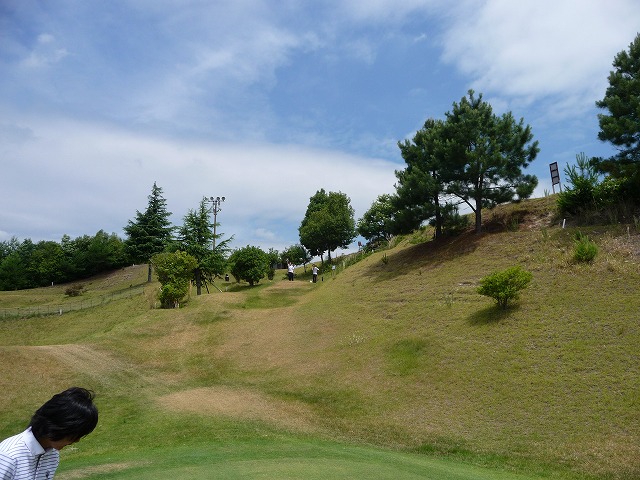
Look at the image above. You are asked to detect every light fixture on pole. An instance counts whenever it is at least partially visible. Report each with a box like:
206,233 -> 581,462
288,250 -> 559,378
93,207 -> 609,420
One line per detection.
208,196 -> 225,249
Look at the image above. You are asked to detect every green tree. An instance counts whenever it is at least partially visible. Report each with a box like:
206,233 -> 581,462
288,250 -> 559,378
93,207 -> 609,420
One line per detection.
443,90 -> 539,232
176,197 -> 229,295
0,238 -> 25,290
299,189 -> 356,262
0,252 -> 27,290
85,230 -> 127,276
0,237 -> 19,263
395,119 -> 450,238
151,250 -> 197,308
389,119 -> 468,238
177,198 -> 214,295
280,244 -> 312,271
62,234 -> 92,279
124,182 -> 174,282
0,239 -> 38,290
595,33 -> 640,191
357,194 -> 397,245
30,241 -> 66,286
266,248 -> 279,280
228,245 -> 269,286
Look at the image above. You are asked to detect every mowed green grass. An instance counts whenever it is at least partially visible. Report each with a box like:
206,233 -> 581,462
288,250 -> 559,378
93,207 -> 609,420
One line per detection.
58,440 -> 542,480
0,197 -> 639,479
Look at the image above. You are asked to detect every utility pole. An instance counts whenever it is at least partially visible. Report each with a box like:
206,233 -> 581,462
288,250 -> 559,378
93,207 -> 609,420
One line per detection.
207,196 -> 225,249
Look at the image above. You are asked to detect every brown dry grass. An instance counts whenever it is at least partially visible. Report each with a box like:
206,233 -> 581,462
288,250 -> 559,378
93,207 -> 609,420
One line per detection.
157,386 -> 325,434
2,197 -> 639,479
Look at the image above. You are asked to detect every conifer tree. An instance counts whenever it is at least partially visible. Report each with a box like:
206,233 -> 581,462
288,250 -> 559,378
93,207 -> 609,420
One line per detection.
124,182 -> 173,282
595,33 -> 640,196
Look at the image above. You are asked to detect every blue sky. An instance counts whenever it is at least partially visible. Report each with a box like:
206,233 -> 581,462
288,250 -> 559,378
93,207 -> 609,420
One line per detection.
1,0 -> 639,254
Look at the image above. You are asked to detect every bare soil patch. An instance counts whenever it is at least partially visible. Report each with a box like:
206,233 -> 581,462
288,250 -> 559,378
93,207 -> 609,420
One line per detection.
157,386 -> 323,434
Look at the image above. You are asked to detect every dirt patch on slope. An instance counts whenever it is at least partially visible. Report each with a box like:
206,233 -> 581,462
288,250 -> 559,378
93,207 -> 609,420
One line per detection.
157,386 -> 323,434
22,345 -> 323,436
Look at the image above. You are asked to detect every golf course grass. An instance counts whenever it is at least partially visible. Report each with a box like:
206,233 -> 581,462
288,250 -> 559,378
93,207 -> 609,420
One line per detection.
1,196 -> 638,479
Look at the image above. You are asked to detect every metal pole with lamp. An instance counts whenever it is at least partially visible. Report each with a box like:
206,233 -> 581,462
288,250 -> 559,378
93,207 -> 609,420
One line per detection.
207,196 -> 225,249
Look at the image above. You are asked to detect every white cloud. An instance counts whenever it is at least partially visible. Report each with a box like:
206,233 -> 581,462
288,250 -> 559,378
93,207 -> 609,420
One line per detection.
2,0 -> 635,252
440,0 -> 640,112
0,115 -> 397,251
21,33 -> 69,68
120,9 -> 314,132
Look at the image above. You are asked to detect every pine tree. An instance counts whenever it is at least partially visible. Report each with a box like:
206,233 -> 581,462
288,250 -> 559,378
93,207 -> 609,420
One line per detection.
595,33 -> 640,192
124,182 -> 173,282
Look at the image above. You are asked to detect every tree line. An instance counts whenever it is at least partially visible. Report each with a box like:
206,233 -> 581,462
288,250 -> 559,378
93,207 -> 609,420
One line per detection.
0,231 -> 127,291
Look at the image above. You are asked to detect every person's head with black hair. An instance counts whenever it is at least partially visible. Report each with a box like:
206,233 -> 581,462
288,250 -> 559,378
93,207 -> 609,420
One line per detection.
29,387 -> 98,449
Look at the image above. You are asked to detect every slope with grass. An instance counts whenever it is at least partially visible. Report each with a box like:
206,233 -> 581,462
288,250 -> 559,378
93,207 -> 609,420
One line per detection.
0,197 -> 638,479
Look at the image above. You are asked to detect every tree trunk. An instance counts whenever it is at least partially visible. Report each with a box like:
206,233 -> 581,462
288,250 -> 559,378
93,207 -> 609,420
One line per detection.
474,176 -> 483,233
475,196 -> 483,233
433,192 -> 442,239
195,268 -> 202,295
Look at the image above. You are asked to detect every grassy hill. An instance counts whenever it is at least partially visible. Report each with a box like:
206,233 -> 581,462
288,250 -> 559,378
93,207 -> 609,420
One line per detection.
0,196 -> 638,479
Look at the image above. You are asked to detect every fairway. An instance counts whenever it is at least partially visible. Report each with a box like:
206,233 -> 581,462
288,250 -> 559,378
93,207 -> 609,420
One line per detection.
58,440 -> 538,480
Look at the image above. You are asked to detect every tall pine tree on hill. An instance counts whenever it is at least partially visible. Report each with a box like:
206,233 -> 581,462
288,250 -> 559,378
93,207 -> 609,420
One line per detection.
595,33 -> 640,199
124,182 -> 173,282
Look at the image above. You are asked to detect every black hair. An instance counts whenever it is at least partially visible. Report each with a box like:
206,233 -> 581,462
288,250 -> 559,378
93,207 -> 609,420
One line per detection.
29,387 -> 98,442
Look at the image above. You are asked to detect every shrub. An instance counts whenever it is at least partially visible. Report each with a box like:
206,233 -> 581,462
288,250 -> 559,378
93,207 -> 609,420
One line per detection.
228,245 -> 269,286
158,282 -> 190,308
557,153 -> 600,215
477,266 -> 532,310
64,284 -> 84,297
573,232 -> 598,263
151,251 -> 197,308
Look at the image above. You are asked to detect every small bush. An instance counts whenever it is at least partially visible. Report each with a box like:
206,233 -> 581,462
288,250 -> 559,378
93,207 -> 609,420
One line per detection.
477,266 -> 532,310
573,232 -> 598,263
159,282 -> 189,308
65,284 -> 84,297
152,251 -> 197,308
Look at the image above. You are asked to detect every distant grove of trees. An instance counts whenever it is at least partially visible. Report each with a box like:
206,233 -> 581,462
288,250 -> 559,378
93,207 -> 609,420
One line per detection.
0,231 -> 127,290
3,33 -> 639,295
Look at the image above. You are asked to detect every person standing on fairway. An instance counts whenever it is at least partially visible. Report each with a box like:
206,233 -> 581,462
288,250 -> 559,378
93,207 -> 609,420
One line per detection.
312,264 -> 319,283
0,387 -> 99,480
287,262 -> 295,281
